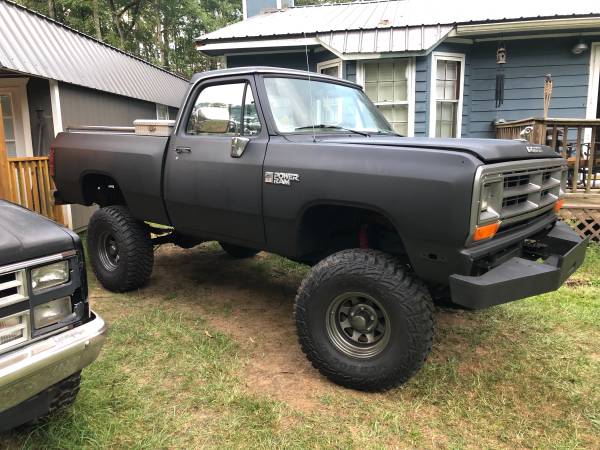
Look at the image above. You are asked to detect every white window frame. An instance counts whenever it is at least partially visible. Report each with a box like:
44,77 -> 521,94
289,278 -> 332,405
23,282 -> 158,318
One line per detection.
586,42 -> 600,120
156,104 -> 170,120
357,58 -> 416,137
0,78 -> 33,157
317,58 -> 342,78
429,52 -> 466,138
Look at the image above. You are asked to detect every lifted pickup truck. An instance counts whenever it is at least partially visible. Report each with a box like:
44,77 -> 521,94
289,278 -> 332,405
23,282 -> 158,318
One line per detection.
52,67 -> 587,391
0,201 -> 106,431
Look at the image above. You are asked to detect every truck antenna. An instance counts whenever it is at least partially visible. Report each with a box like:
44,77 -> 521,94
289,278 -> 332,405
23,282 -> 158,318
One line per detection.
303,31 -> 317,143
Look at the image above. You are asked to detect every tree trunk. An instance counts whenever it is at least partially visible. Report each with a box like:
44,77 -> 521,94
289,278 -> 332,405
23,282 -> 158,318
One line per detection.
93,0 -> 102,41
47,0 -> 55,19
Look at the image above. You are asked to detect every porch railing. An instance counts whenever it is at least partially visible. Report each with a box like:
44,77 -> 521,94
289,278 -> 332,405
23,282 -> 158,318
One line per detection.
495,118 -> 600,194
4,156 -> 67,227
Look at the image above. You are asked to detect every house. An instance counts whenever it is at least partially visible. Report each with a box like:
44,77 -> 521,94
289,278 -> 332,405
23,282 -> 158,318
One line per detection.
197,0 -> 600,140
0,0 -> 188,229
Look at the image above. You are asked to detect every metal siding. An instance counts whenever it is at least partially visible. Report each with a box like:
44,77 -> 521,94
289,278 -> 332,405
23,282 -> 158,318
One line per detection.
201,0 -> 600,42
468,38 -> 590,138
0,1 -> 187,108
227,53 -> 317,72
58,83 -> 157,129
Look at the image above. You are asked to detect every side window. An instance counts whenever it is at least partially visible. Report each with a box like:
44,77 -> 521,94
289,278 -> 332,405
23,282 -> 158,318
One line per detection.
186,82 -> 261,136
242,87 -> 261,136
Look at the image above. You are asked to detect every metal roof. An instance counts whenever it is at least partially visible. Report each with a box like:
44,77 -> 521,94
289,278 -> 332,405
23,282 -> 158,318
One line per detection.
198,0 -> 600,56
0,0 -> 188,107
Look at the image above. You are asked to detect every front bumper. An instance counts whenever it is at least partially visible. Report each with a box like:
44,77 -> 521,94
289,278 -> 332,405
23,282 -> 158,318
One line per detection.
0,311 -> 106,413
449,222 -> 588,309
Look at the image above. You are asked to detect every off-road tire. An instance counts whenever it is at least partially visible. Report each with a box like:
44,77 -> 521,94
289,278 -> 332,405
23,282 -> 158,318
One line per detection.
294,249 -> 434,391
88,206 -> 153,292
219,242 -> 259,259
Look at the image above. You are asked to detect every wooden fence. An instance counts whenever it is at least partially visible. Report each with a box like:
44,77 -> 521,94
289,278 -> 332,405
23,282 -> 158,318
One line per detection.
4,157 -> 67,226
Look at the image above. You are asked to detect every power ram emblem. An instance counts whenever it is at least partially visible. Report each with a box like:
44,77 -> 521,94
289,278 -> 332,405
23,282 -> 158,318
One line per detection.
264,171 -> 300,186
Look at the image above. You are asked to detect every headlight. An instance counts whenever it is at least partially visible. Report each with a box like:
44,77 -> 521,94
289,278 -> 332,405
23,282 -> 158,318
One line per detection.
479,180 -> 502,223
34,297 -> 72,329
31,261 -> 69,293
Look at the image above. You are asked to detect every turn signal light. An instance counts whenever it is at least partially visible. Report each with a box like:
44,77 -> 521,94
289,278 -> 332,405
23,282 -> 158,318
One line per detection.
554,199 -> 565,212
474,222 -> 500,241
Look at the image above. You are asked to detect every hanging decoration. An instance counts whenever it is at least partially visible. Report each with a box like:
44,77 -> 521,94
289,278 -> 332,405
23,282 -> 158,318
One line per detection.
495,41 -> 507,108
543,74 -> 553,119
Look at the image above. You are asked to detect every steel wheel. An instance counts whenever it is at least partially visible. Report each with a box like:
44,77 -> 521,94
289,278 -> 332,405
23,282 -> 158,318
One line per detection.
325,291 -> 391,359
98,232 -> 119,271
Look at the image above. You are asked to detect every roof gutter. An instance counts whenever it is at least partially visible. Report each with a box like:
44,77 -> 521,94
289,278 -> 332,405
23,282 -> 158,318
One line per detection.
455,16 -> 600,36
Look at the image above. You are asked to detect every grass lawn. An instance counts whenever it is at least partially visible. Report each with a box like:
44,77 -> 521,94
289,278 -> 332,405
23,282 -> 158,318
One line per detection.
1,241 -> 599,449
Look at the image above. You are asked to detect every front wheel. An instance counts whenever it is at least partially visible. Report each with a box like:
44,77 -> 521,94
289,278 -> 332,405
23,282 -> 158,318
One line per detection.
294,249 -> 434,391
88,206 -> 153,292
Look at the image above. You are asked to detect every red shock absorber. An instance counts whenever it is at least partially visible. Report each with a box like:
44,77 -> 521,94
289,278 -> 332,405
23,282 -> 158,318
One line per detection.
358,224 -> 370,249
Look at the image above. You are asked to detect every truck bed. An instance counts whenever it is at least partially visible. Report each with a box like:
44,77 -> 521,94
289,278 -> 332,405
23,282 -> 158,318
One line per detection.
52,130 -> 171,225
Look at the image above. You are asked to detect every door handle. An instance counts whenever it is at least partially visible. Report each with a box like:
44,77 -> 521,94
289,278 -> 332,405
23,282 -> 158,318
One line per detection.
175,147 -> 191,154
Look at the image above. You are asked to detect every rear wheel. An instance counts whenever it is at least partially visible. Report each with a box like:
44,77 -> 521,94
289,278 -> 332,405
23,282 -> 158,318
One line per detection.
88,206 -> 153,292
294,249 -> 434,391
219,242 -> 259,259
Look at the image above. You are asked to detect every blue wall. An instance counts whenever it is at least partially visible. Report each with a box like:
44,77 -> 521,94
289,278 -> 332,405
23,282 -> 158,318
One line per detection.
468,37 -> 590,138
225,36 -> 593,138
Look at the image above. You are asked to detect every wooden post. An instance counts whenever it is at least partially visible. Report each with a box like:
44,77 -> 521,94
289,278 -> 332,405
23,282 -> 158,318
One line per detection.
0,101 -> 13,201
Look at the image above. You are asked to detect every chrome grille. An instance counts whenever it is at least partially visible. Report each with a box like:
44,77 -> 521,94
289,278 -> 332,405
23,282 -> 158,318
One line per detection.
0,270 -> 27,308
0,311 -> 30,352
470,158 -> 568,242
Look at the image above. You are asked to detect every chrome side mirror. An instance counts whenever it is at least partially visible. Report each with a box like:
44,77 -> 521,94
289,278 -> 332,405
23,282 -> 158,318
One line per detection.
231,136 -> 250,158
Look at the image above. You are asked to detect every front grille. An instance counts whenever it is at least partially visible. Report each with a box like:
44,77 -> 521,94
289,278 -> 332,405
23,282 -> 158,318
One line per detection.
498,164 -> 565,221
471,158 -> 567,241
0,311 -> 30,352
0,270 -> 27,308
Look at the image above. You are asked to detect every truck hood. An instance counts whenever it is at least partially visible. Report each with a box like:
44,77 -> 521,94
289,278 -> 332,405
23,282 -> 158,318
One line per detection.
0,201 -> 75,267
316,136 -> 560,163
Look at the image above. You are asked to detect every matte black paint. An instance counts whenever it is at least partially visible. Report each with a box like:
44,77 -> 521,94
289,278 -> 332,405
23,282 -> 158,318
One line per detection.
51,67 -> 573,290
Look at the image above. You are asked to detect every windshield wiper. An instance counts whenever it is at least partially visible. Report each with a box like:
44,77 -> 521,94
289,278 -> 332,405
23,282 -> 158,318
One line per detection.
295,124 -> 371,137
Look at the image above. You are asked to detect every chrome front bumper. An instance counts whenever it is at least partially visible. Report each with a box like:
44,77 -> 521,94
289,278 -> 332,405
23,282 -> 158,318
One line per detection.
0,311 -> 107,412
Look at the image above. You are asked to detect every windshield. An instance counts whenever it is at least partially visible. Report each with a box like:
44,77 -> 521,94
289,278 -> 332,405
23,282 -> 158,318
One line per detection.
263,77 -> 396,135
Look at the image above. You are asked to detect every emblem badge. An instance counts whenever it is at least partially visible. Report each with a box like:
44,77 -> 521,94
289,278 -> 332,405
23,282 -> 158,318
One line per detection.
264,171 -> 300,186
525,145 -> 543,153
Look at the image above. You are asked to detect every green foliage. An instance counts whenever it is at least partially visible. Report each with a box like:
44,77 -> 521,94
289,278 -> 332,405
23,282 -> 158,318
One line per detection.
13,0 -> 242,78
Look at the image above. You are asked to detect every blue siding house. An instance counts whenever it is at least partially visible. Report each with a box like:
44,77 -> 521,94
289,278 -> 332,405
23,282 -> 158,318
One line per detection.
196,0 -> 600,140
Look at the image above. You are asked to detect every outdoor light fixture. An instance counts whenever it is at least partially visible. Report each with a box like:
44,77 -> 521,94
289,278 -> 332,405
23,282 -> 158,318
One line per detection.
572,39 -> 589,55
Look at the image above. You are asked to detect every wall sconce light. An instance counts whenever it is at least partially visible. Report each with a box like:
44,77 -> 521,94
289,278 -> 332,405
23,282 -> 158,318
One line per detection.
572,38 -> 589,55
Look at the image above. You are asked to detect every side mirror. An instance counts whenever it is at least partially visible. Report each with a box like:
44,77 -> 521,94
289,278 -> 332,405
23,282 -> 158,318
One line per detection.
231,136 -> 250,158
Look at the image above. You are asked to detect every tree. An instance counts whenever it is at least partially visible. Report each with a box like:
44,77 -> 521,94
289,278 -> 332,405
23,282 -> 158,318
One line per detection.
13,0 -> 243,77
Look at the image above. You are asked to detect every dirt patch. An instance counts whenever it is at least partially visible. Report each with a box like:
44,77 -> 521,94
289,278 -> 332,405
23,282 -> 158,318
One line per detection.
92,244 -> 481,413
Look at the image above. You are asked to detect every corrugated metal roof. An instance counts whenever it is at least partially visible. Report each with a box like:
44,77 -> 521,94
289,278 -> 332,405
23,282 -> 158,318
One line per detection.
0,0 -> 188,107
199,0 -> 600,50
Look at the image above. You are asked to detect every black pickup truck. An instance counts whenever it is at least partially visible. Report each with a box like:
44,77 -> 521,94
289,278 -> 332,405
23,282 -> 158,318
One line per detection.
51,67 -> 587,391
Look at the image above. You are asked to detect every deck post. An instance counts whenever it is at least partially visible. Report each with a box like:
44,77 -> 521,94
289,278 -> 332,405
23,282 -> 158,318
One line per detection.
0,102 -> 12,201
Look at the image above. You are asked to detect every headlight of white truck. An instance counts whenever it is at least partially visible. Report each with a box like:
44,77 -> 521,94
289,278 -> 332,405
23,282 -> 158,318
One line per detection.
33,297 -> 72,329
31,261 -> 69,293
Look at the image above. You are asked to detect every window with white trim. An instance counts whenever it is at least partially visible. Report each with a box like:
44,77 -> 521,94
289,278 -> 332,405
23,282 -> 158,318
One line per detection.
156,104 -> 170,120
362,59 -> 414,136
430,53 -> 465,138
317,59 -> 342,78
1,94 -> 17,156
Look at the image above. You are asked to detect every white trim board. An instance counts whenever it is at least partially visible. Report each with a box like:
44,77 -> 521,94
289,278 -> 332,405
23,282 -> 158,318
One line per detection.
586,42 -> 600,120
428,51 -> 466,138
356,58 -> 416,137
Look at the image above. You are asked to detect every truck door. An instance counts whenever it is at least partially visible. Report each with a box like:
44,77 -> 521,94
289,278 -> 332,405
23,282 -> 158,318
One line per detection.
163,76 -> 267,246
